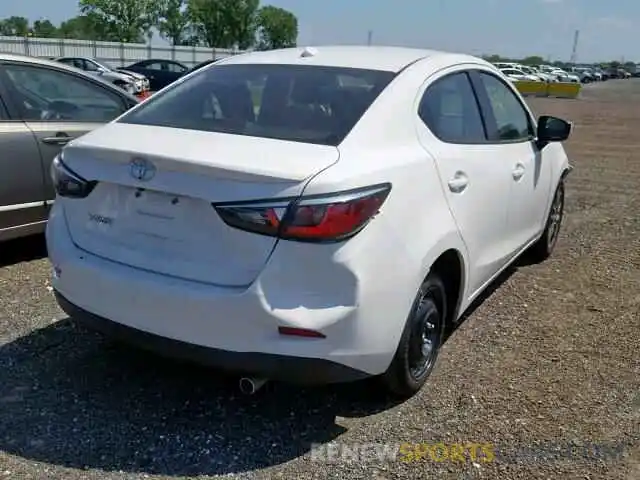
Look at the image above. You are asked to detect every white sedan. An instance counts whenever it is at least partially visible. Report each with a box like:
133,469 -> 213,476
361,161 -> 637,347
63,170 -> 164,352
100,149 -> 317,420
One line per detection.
46,45 -> 573,398
550,69 -> 580,83
499,67 -> 542,82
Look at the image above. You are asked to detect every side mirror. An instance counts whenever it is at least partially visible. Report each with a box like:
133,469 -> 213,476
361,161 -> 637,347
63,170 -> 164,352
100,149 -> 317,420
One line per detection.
96,67 -> 106,74
536,115 -> 571,149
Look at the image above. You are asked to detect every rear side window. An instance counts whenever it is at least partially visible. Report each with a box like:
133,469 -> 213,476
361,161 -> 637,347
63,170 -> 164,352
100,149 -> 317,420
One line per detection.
118,64 -> 395,146
418,72 -> 486,143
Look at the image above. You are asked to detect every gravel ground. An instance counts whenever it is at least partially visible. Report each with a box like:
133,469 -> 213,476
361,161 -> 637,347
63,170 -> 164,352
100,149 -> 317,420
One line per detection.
1,80 -> 639,480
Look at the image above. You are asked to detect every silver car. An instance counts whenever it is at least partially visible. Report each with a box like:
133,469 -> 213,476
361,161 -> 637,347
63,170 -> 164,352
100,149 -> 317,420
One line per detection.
0,53 -> 139,241
55,57 -> 149,94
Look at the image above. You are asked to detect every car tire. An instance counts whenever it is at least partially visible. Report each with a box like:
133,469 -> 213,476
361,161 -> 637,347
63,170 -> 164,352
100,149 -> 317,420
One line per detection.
527,178 -> 565,263
382,273 -> 447,398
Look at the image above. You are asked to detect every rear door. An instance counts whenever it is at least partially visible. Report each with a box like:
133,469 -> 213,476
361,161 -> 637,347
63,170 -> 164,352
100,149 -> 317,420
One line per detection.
415,68 -> 514,296
0,62 -> 132,209
0,85 -> 46,235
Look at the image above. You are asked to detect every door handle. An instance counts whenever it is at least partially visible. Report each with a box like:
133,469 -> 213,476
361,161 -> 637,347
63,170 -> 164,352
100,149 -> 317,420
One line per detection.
512,163 -> 525,180
41,133 -> 73,145
448,172 -> 469,193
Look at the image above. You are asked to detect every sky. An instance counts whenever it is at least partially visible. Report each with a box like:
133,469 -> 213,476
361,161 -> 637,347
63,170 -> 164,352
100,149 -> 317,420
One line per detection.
3,0 -> 638,63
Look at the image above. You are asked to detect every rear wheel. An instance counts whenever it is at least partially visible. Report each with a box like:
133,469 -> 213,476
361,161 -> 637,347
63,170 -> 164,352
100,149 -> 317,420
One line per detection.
382,274 -> 447,398
527,178 -> 565,262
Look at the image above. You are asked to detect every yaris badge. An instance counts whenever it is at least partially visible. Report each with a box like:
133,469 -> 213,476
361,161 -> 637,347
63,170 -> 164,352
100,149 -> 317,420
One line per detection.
129,157 -> 156,181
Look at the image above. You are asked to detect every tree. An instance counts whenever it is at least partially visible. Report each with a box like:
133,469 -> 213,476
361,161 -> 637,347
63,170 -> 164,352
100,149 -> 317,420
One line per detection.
59,14 -> 114,40
158,0 -> 189,45
31,19 -> 58,38
520,56 -> 545,66
187,0 -> 259,49
0,16 -> 30,36
79,0 -> 161,43
227,0 -> 259,50
256,6 -> 297,50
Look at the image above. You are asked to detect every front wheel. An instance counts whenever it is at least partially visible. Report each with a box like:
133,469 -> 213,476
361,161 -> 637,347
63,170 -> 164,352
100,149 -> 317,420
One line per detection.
527,178 -> 565,262
382,274 -> 447,398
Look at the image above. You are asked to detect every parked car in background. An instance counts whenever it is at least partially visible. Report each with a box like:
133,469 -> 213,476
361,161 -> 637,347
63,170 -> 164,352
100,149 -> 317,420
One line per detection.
47,45 -> 572,398
115,67 -> 152,88
121,59 -> 189,91
605,67 -> 623,79
570,67 -> 594,83
0,53 -> 139,242
493,62 -> 520,70
186,58 -> 221,75
499,67 -> 542,82
519,65 -> 553,82
55,57 -> 149,94
535,65 -> 579,82
549,69 -> 580,83
619,69 -> 631,79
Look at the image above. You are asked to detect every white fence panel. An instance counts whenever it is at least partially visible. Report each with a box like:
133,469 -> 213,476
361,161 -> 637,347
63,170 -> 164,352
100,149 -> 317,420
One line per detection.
0,35 -> 243,67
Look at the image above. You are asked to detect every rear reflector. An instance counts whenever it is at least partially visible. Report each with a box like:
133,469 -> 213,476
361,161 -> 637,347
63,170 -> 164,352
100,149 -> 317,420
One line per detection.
278,327 -> 326,338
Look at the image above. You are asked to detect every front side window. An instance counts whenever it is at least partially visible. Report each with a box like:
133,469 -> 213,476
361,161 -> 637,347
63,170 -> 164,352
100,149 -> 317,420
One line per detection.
2,64 -> 126,122
418,72 -> 486,143
477,72 -> 533,142
166,62 -> 187,73
144,62 -> 163,71
59,58 -> 83,70
84,60 -> 100,71
118,64 -> 396,146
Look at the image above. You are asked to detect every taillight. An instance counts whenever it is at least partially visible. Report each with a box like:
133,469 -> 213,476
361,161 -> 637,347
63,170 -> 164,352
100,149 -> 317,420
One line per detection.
214,183 -> 391,242
278,327 -> 326,338
50,155 -> 97,199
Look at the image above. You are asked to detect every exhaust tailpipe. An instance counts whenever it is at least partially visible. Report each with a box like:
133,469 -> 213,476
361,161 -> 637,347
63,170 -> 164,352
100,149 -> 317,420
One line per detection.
239,377 -> 268,395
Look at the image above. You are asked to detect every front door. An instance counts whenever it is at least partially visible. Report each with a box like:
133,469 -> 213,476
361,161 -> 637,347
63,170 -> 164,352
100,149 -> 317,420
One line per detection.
471,71 -> 552,250
415,69 -> 514,296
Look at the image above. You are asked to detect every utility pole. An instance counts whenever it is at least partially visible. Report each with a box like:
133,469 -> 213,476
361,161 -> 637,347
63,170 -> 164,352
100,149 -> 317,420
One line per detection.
569,29 -> 579,65
367,30 -> 373,46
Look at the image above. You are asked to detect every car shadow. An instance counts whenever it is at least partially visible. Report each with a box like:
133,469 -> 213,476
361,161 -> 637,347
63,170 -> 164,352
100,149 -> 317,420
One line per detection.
444,250 -> 539,341
0,318 -> 406,477
0,234 -> 47,267
0,249 -> 536,477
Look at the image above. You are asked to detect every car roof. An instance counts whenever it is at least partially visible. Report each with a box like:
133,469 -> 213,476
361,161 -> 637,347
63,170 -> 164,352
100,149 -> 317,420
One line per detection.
0,52 -> 83,69
55,56 -> 99,62
217,45 -> 483,73
0,52 -> 139,101
136,58 -> 185,63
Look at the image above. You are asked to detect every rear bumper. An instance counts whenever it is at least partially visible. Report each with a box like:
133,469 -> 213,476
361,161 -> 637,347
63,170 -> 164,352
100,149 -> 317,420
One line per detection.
55,290 -> 368,384
46,201 -> 418,382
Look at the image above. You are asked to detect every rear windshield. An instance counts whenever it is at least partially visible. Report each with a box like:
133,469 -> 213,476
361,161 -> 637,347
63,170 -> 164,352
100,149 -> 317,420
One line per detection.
118,63 -> 395,146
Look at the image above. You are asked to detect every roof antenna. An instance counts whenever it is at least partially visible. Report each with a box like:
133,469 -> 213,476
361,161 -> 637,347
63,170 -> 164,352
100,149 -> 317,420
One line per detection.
300,46 -> 318,58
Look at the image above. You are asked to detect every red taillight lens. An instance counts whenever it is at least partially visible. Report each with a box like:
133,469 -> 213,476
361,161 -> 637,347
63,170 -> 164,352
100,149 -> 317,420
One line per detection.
214,184 -> 391,242
278,327 -> 326,338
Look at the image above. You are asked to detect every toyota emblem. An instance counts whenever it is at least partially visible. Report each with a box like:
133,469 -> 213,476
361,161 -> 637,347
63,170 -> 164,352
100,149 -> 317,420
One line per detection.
129,157 -> 156,181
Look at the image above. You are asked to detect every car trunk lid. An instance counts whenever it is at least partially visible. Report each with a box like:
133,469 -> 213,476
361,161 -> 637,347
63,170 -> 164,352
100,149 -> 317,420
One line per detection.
60,123 -> 339,286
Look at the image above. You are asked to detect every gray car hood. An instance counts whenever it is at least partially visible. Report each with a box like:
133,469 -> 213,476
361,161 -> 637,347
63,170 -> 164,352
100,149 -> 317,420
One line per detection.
116,69 -> 147,80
